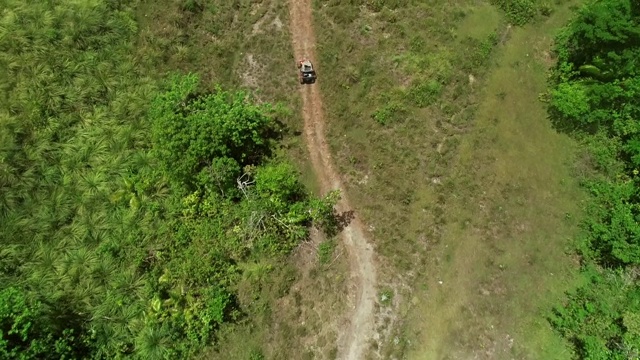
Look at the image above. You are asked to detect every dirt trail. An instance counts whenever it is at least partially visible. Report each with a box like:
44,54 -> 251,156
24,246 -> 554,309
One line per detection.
287,1 -> 378,359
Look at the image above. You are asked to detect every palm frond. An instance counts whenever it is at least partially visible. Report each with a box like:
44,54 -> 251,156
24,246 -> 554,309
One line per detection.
134,324 -> 172,360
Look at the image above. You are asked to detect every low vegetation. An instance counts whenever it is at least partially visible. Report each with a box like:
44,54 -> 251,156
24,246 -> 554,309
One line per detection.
547,0 -> 640,357
0,0 -> 336,358
490,0 -> 546,25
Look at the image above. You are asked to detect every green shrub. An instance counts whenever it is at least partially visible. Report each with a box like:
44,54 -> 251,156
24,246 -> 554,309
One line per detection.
182,0 -> 204,13
249,348 -> 265,360
379,288 -> 393,306
547,0 -> 640,357
539,2 -> 553,16
372,101 -> 406,125
150,74 -> 275,194
550,269 -> 640,359
0,287 -> 92,359
490,0 -> 539,25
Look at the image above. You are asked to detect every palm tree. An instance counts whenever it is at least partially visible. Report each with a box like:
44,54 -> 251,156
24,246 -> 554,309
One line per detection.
134,324 -> 172,360
59,247 -> 98,287
0,243 -> 22,280
24,243 -> 61,305
91,258 -> 115,289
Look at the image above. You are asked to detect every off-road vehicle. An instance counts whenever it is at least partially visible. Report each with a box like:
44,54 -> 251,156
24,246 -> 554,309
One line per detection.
297,59 -> 317,84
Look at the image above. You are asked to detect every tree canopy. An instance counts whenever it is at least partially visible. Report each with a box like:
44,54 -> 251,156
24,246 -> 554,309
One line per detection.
548,1 -> 640,358
150,74 -> 276,193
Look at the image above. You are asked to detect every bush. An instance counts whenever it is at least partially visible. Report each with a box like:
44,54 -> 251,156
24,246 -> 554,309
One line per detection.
150,74 -> 275,193
539,2 -> 553,16
0,287 -> 92,359
491,0 -> 539,25
372,101 -> 406,125
547,1 -> 640,357
550,269 -> 640,359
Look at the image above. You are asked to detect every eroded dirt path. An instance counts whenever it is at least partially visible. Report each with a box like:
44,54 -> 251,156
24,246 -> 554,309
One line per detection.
287,1 -> 378,359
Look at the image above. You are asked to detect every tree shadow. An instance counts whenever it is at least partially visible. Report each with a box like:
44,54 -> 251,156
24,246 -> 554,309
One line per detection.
547,105 -> 602,137
337,210 -> 355,231
267,118 -> 288,142
325,210 -> 355,238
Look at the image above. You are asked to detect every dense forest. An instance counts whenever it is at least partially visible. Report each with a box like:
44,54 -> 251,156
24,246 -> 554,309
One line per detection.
547,0 -> 640,358
0,0 -> 336,358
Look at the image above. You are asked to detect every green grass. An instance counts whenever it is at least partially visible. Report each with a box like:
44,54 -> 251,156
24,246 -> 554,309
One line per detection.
314,0 -> 501,270
313,0 -> 587,358
318,240 -> 336,264
456,3 -> 503,40
403,3 -> 586,359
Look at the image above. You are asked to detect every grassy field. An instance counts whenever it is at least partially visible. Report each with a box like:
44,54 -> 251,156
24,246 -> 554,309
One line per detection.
400,3 -> 588,359
313,0 -> 506,276
312,0 -> 587,359
132,0 -> 587,358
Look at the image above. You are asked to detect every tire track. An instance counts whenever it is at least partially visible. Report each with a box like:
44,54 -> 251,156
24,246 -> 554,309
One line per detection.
287,1 -> 378,359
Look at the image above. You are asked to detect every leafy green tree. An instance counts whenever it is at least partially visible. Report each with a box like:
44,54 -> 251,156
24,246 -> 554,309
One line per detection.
548,1 -> 640,358
0,287 -> 92,359
150,74 -> 275,193
549,82 -> 590,128
554,0 -> 640,76
551,270 -> 640,360
580,179 -> 640,266
550,0 -> 640,267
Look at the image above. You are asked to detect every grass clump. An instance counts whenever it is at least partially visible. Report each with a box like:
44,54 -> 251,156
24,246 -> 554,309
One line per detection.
318,240 -> 336,264
408,80 -> 443,108
372,101 -> 406,125
379,289 -> 394,306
